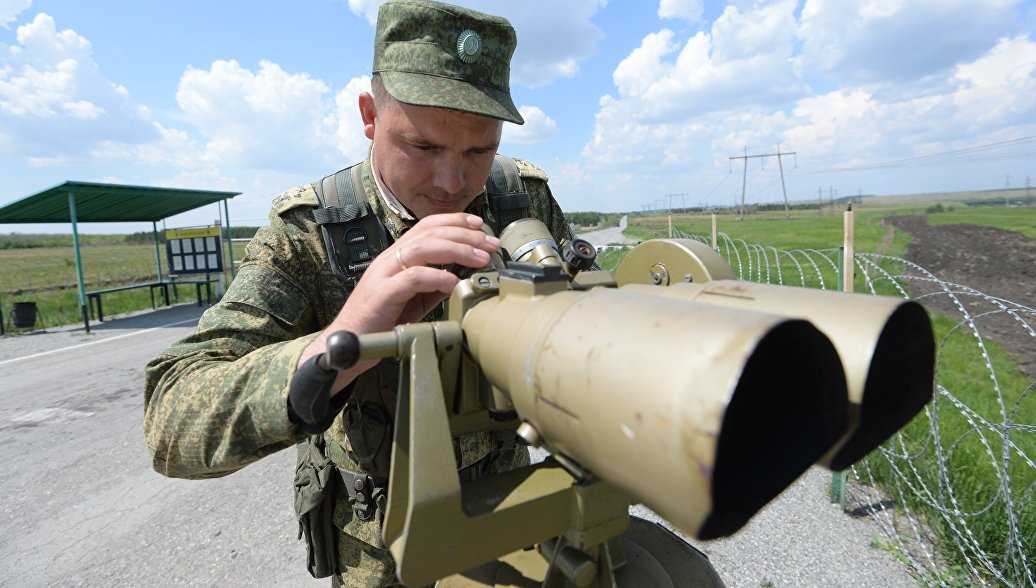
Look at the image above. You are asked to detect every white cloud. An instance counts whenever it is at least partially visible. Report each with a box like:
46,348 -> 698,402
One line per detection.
134,123 -> 204,168
0,9 -> 378,196
570,0 -> 1036,213
796,0 -> 1021,84
502,105 -> 558,144
613,29 -> 678,99
951,35 -> 1036,130
0,12 -> 157,160
476,0 -> 605,88
610,0 -> 803,120
175,59 -> 340,171
0,0 -> 30,29
781,89 -> 882,157
334,75 -> 373,162
658,0 -> 704,22
347,0 -> 382,25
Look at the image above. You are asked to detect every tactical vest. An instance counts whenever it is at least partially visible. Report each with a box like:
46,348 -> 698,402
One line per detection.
311,154 -> 532,285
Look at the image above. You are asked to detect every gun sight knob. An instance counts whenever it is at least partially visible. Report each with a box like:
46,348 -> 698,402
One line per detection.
562,238 -> 597,275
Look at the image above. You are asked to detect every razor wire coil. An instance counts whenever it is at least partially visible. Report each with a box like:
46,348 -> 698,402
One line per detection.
597,236 -> 1034,587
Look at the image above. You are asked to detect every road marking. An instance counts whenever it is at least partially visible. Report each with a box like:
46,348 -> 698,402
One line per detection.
0,317 -> 199,367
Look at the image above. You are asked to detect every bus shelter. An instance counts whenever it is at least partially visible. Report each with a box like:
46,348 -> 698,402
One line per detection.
0,181 -> 240,333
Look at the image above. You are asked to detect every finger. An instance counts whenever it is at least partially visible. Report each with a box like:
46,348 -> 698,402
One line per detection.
385,229 -> 498,276
342,266 -> 458,332
402,212 -> 486,232
396,240 -> 492,270
398,224 -> 500,252
391,265 -> 461,297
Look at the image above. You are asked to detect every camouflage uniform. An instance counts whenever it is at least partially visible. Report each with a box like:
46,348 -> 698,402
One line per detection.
143,152 -> 572,586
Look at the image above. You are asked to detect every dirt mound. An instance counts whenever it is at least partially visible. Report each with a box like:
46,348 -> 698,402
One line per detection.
884,215 -> 1036,377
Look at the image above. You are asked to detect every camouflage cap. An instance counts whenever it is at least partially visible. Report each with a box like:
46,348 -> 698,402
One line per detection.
372,0 -> 524,125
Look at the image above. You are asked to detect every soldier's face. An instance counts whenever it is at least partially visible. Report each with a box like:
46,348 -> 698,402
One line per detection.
361,92 -> 502,220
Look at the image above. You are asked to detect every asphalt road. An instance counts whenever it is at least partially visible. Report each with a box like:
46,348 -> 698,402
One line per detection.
0,298 -> 919,587
574,215 -> 635,249
0,305 -> 322,588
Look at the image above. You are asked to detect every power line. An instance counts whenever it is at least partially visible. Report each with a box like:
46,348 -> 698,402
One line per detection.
730,145 -> 797,219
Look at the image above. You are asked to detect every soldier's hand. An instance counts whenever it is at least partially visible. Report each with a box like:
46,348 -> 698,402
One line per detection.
348,212 -> 498,328
298,213 -> 499,390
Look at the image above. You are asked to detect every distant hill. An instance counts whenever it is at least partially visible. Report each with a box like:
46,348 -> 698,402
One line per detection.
836,187 -> 1035,208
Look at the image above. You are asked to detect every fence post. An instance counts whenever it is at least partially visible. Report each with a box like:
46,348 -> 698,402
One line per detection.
831,205 -> 855,509
711,213 -> 718,250
843,204 -> 854,293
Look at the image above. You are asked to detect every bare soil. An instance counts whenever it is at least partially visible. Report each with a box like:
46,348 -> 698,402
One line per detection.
883,215 -> 1036,378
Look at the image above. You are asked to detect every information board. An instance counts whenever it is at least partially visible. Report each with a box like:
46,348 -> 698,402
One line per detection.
166,227 -> 224,274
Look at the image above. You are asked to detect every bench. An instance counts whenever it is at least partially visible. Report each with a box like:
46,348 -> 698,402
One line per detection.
166,277 -> 220,307
87,282 -> 170,322
86,276 -> 222,323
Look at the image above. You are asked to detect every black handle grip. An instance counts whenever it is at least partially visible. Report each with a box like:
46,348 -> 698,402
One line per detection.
288,331 -> 360,429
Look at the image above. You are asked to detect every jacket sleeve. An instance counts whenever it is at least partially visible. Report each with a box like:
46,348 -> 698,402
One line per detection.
143,213 -> 320,479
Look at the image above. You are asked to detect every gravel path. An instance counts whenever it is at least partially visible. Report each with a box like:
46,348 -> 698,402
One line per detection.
575,215 -> 636,248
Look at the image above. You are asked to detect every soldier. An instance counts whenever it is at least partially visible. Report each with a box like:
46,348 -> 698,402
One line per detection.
143,0 -> 573,586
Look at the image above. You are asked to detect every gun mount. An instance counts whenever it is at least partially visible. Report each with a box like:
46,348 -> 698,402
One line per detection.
291,220 -> 935,587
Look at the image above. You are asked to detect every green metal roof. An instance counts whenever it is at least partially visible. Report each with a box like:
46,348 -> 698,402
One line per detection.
0,181 -> 239,223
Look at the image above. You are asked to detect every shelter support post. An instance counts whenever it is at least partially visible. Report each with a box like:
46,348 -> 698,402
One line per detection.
152,221 -> 164,282
223,199 -> 236,280
68,190 -> 89,334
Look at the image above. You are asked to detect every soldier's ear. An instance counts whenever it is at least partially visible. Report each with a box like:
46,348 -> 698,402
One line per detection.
359,92 -> 377,140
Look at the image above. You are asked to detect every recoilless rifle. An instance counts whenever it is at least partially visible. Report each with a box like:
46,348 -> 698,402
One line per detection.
290,219 -> 935,587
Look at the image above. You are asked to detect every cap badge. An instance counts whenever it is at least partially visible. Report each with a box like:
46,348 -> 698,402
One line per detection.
456,29 -> 482,64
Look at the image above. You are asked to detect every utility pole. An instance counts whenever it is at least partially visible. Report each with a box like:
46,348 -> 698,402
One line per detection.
738,146 -> 748,220
776,145 -> 791,218
729,145 -> 797,220
663,193 -> 684,238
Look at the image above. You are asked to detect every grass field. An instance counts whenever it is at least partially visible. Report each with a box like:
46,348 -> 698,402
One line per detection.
627,206 -> 905,253
0,242 -> 231,329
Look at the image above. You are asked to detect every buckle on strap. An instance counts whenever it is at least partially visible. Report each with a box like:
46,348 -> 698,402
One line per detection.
338,469 -> 387,521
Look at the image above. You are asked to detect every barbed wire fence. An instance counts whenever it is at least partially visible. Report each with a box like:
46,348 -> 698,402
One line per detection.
597,229 -> 1034,587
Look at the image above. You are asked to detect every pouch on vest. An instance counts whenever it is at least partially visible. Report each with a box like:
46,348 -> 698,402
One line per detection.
293,434 -> 339,578
311,163 -> 389,286
343,401 -> 393,477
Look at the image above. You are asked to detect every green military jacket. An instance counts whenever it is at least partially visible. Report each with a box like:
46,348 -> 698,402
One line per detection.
143,154 -> 572,480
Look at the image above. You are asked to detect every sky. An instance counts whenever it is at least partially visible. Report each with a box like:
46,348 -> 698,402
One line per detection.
2,0 -> 1036,234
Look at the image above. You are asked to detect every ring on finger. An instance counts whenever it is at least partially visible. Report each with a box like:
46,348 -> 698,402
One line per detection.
395,248 -> 409,272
